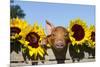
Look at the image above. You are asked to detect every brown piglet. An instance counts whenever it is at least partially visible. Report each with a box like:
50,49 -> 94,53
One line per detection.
41,20 -> 70,64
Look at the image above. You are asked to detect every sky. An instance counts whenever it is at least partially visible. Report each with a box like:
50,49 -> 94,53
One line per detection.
12,0 -> 95,29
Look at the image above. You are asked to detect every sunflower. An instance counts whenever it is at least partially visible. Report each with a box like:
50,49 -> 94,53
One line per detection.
19,22 -> 47,59
10,17 -> 28,53
87,25 -> 95,48
10,17 -> 28,40
68,18 -> 89,45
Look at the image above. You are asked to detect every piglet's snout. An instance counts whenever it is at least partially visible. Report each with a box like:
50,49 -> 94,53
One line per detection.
55,41 -> 65,48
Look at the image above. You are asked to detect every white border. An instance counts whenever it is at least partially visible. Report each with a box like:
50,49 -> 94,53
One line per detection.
0,0 -> 10,67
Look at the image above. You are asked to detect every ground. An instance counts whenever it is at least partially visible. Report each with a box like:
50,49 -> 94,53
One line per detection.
10,48 -> 95,67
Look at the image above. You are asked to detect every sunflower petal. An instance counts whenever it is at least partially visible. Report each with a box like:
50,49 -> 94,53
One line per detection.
34,49 -> 38,59
38,47 -> 44,54
29,50 -> 34,57
38,49 -> 44,58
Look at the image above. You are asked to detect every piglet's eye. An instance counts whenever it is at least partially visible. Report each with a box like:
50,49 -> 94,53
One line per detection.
64,33 -> 68,37
52,33 -> 55,36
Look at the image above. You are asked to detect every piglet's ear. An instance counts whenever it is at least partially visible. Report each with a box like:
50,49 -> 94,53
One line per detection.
46,20 -> 55,35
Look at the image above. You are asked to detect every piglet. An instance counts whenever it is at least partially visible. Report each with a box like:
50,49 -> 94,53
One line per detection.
41,20 -> 70,64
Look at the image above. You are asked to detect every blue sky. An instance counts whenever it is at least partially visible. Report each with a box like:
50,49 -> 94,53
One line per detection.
13,1 -> 95,28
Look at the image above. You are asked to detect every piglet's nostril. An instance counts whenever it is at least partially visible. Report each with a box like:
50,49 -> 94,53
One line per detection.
56,43 -> 64,47
61,44 -> 64,46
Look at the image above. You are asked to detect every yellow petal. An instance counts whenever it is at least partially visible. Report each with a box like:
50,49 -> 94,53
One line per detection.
19,40 -> 29,47
38,49 -> 44,57
34,49 -> 38,59
29,50 -> 34,57
38,47 -> 44,54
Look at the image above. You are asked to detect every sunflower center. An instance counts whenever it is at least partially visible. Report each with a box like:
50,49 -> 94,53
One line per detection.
72,24 -> 85,41
10,27 -> 21,36
91,32 -> 95,42
25,32 -> 40,48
